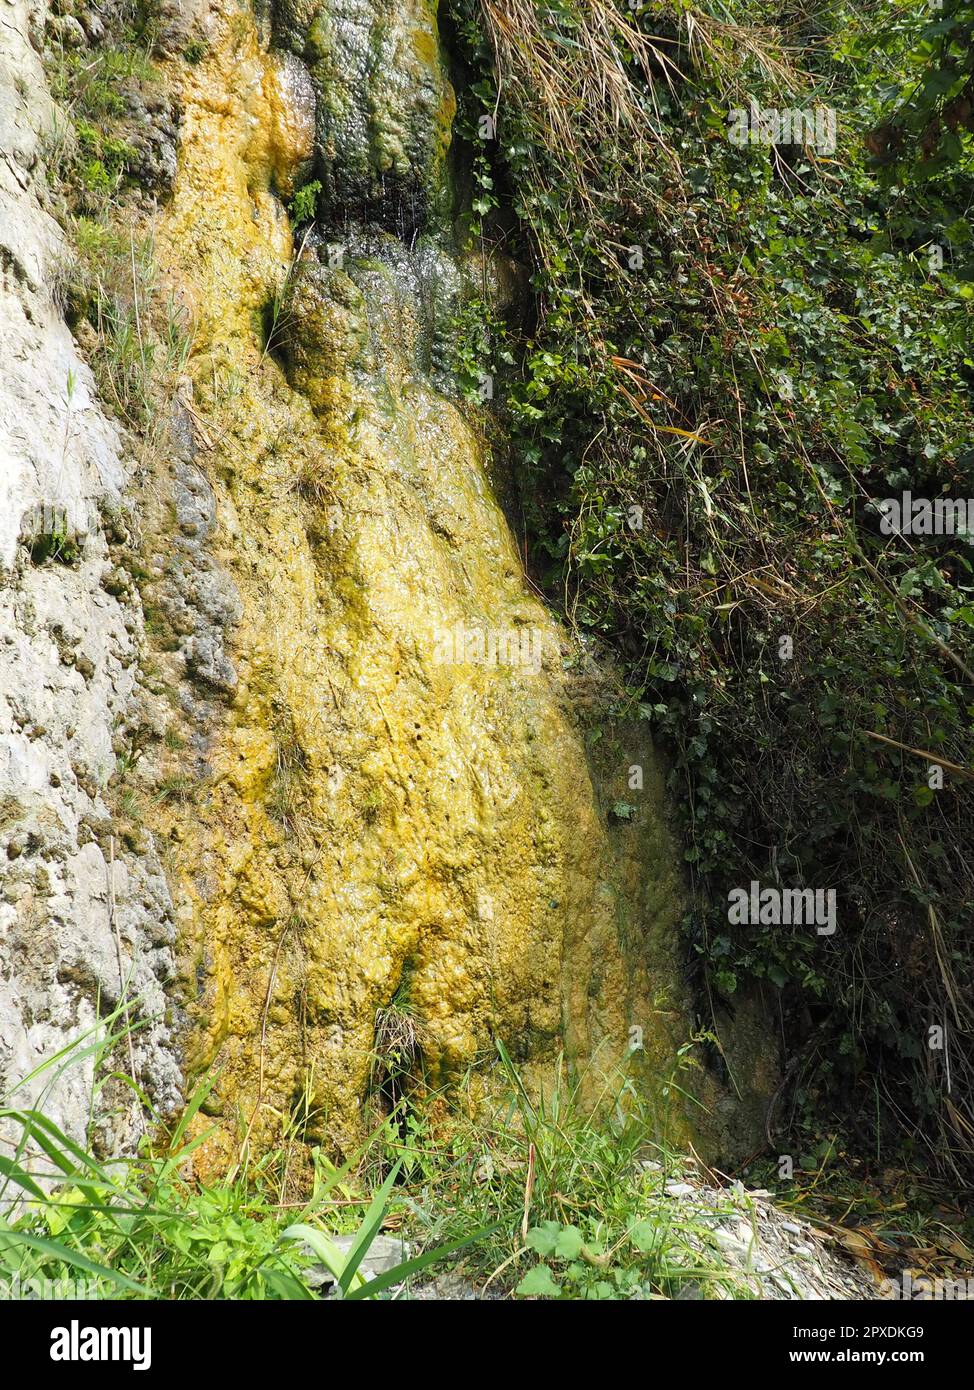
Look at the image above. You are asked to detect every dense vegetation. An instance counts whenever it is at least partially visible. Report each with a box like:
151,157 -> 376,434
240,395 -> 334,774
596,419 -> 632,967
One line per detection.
448,0 -> 974,1176
1,1026 -> 759,1300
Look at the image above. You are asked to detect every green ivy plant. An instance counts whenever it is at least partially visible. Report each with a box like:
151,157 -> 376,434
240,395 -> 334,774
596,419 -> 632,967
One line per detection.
447,0 -> 974,1174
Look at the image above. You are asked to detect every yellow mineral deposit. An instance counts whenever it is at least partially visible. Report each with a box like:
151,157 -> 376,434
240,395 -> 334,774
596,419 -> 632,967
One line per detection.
153,0 -> 745,1177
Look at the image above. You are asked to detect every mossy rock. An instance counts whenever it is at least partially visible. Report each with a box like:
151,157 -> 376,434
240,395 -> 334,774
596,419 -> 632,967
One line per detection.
273,0 -> 456,232
277,257 -> 371,409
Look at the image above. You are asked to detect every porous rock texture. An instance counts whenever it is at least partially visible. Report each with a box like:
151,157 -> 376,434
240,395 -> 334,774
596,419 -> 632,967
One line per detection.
155,0 -> 778,1174
0,0 -> 181,1153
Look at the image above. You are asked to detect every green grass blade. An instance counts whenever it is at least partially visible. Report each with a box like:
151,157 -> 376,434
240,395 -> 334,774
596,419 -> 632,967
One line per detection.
0,1157 -> 47,1201
345,1223 -> 501,1301
337,1160 -> 401,1294
281,1223 -> 365,1292
259,1267 -> 317,1300
0,1108 -> 115,1181
160,1072 -> 219,1165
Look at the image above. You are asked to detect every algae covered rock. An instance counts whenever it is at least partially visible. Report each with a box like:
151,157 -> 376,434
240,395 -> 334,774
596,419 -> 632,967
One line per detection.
273,0 -> 456,229
278,254 -> 371,406
153,0 -> 775,1179
279,231 -> 466,405
263,50 -> 317,200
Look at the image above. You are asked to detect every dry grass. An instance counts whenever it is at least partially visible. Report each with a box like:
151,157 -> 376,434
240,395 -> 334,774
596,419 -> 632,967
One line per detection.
480,0 -> 800,188
373,1001 -> 423,1076
267,705 -> 311,837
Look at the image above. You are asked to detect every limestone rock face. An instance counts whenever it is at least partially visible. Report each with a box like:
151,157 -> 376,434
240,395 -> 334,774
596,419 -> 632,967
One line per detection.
0,0 -> 181,1147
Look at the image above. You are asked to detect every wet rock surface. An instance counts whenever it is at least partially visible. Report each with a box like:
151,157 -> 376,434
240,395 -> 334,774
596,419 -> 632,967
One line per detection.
274,0 -> 456,231
264,49 -> 316,199
1,0 -> 775,1186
